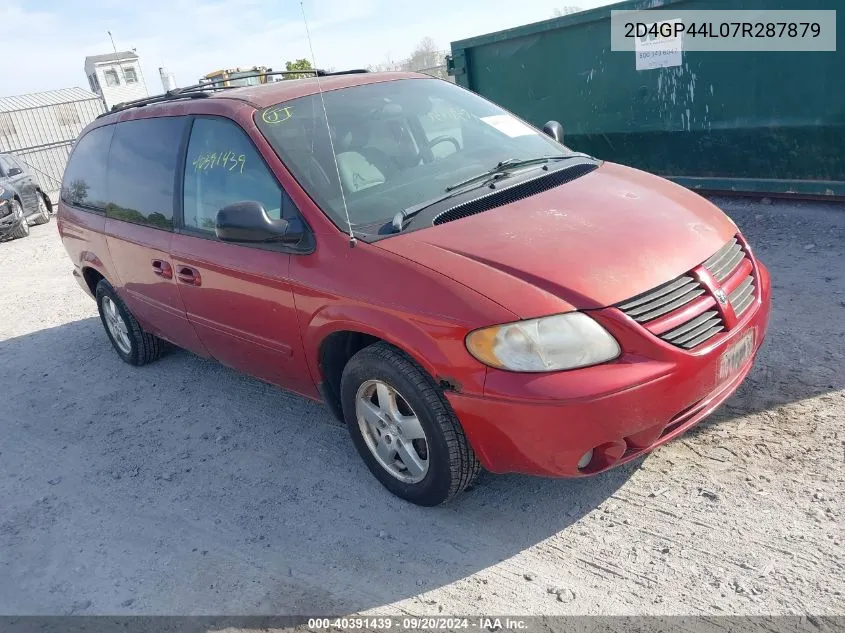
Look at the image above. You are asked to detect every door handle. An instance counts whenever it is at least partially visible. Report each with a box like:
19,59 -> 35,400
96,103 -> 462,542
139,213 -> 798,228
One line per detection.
151,259 -> 173,279
176,265 -> 202,286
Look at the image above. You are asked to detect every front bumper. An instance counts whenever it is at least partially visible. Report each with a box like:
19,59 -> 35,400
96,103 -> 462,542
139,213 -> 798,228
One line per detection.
447,261 -> 772,477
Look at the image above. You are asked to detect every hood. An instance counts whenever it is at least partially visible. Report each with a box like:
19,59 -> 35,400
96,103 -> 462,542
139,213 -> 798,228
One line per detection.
376,162 -> 737,318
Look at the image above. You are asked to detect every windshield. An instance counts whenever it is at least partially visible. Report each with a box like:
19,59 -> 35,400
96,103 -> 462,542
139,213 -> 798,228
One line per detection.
255,78 -> 584,231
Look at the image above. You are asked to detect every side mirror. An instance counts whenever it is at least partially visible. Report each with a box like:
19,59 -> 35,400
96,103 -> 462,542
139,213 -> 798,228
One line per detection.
542,120 -> 564,144
215,201 -> 303,244
7,167 -> 23,177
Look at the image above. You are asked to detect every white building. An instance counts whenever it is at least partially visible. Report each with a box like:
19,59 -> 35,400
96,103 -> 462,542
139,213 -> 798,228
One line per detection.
84,51 -> 148,111
0,88 -> 105,202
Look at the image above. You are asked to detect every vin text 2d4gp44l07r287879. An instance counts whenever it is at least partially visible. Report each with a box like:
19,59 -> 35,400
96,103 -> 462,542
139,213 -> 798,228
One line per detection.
57,71 -> 771,506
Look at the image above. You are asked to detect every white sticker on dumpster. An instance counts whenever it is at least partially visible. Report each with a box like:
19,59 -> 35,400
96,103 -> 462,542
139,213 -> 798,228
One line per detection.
480,114 -> 536,138
635,19 -> 683,70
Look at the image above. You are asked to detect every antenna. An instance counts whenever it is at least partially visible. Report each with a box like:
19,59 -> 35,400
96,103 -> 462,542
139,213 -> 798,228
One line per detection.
300,0 -> 356,248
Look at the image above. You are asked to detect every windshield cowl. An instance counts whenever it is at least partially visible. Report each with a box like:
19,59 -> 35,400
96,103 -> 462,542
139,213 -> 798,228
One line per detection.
350,158 -> 601,240
389,155 -> 600,234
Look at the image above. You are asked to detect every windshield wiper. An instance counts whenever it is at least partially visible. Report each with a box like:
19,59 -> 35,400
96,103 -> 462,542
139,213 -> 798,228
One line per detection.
391,189 -> 474,232
391,153 -> 596,233
444,154 -> 588,192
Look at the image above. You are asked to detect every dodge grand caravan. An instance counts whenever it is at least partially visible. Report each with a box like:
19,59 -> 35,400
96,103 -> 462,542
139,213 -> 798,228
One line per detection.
57,71 -> 771,506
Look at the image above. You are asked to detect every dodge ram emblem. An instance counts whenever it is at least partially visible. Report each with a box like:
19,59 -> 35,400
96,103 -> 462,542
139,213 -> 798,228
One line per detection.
715,289 -> 729,305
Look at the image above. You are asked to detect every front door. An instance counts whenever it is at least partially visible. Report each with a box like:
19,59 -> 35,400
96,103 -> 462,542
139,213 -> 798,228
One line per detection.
103,116 -> 207,355
170,116 -> 312,395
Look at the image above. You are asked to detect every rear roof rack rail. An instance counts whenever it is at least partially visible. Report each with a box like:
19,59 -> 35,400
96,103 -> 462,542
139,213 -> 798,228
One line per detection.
99,68 -> 371,117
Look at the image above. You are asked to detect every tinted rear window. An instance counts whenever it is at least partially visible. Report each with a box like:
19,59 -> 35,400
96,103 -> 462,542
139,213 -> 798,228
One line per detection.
106,117 -> 185,230
61,125 -> 114,211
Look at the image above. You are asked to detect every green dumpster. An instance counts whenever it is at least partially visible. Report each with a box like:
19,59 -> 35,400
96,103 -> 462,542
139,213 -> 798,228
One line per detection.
448,0 -> 844,198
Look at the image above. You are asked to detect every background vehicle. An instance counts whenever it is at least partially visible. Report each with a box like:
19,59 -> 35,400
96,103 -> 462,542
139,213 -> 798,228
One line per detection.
0,153 -> 51,241
199,66 -> 274,87
56,72 -> 770,506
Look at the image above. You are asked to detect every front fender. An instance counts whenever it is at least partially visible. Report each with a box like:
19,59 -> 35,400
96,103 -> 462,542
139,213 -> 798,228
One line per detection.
304,303 -> 489,397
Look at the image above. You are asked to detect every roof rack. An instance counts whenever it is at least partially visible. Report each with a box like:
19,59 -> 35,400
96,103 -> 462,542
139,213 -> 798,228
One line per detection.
99,68 -> 370,117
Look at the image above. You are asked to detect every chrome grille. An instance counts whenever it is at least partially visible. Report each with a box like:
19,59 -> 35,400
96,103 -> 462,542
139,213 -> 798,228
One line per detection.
616,275 -> 705,323
703,237 -> 744,282
617,235 -> 757,351
729,274 -> 756,317
660,310 -> 725,349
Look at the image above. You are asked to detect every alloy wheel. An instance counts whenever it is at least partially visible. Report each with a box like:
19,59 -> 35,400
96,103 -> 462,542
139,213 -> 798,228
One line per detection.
102,296 -> 132,354
14,201 -> 29,235
355,379 -> 429,483
37,195 -> 49,221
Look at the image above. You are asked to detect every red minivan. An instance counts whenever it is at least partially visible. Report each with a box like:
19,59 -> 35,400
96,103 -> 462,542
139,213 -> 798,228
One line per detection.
57,71 -> 771,506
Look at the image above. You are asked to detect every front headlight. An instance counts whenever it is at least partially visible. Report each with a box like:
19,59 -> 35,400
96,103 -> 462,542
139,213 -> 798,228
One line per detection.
465,312 -> 620,372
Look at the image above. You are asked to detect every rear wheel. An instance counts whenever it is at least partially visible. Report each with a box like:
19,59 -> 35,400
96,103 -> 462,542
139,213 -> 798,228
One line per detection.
31,193 -> 51,225
6,200 -> 29,239
95,279 -> 163,366
340,342 -> 480,506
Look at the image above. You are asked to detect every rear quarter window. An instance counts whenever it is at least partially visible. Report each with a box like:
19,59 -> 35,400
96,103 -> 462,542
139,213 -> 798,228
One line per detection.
106,117 -> 186,230
61,125 -> 114,211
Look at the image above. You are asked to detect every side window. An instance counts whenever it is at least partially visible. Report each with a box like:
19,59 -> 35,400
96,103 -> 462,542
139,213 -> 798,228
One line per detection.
183,117 -> 286,234
106,117 -> 184,230
0,155 -> 24,175
61,125 -> 114,211
103,69 -> 120,87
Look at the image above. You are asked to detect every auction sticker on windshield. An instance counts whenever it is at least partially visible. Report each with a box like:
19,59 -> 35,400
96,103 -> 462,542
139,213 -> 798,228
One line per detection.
480,114 -> 536,138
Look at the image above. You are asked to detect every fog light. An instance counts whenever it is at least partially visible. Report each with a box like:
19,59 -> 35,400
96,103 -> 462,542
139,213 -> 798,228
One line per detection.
577,449 -> 594,470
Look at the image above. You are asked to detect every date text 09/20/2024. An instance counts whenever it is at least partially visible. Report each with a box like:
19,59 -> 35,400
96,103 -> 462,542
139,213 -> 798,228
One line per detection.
307,617 -> 530,630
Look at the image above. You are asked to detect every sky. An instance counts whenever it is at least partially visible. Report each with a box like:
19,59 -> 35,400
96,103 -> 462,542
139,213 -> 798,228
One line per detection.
2,0 -> 618,97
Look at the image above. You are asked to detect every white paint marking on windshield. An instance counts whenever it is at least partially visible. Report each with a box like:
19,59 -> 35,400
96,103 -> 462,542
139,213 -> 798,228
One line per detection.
480,114 -> 537,138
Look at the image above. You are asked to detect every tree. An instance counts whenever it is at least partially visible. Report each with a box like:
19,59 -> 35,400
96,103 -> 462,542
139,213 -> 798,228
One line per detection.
284,58 -> 314,80
368,54 -> 404,73
63,180 -> 88,206
370,38 -> 449,79
406,37 -> 443,73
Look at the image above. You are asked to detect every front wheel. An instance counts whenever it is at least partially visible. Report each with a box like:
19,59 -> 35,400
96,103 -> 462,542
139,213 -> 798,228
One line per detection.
340,342 -> 481,506
5,200 -> 30,239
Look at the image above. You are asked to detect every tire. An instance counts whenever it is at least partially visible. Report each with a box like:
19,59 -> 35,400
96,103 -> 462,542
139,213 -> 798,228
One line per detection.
6,200 -> 29,239
31,192 -> 51,225
340,342 -> 481,506
95,279 -> 163,366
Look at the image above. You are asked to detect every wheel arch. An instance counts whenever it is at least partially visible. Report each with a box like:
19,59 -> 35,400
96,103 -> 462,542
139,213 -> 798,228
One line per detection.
34,187 -> 53,213
308,306 -> 462,423
80,265 -> 106,297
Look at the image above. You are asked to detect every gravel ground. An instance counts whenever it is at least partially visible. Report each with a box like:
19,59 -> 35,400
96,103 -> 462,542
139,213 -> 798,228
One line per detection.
0,197 -> 842,617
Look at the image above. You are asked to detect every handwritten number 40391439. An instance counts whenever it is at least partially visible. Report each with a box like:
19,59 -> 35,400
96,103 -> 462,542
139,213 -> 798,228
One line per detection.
193,151 -> 246,174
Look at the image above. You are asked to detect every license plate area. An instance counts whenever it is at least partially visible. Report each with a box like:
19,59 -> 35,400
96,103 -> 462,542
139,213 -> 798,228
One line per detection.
718,328 -> 755,384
